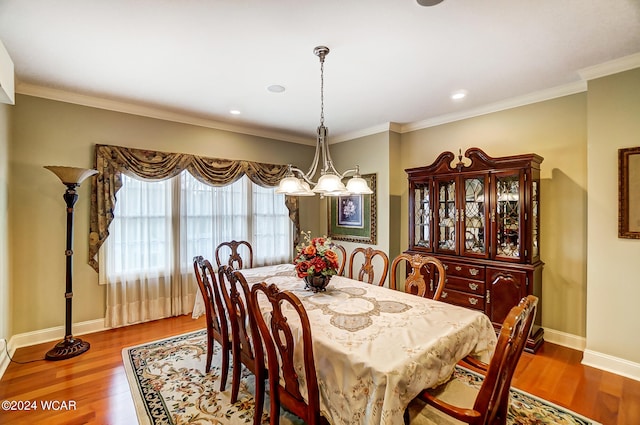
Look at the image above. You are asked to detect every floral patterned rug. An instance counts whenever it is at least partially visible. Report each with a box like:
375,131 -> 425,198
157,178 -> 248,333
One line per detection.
122,330 -> 601,425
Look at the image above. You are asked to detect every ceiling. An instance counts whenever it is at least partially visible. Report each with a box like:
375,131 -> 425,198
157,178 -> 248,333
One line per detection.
1,0 -> 640,145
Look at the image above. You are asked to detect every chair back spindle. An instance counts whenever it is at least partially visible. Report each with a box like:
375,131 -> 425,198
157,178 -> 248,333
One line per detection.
390,253 -> 446,300
215,240 -> 254,270
348,247 -> 389,286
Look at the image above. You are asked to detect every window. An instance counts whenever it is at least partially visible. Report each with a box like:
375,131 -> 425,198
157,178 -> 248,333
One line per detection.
106,171 -> 292,280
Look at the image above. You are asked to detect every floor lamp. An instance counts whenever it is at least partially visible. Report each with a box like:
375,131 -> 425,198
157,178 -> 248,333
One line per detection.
44,165 -> 98,361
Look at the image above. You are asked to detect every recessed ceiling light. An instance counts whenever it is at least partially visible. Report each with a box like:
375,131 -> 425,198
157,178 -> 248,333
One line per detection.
451,90 -> 468,100
229,109 -> 241,115
267,84 -> 286,93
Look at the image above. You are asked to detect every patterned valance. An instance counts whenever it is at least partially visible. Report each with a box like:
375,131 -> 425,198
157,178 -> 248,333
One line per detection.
88,144 -> 299,272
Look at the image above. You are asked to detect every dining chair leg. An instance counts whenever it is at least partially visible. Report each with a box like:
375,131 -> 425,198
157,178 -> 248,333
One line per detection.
220,344 -> 230,391
205,332 -> 213,373
230,343 -> 241,403
253,366 -> 265,425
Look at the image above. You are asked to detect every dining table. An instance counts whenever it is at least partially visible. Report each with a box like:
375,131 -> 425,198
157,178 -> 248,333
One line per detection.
253,273 -> 498,425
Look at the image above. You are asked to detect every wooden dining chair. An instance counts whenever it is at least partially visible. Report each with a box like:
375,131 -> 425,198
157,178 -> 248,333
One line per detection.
215,240 -> 254,270
406,295 -> 539,425
249,282 -> 330,425
192,256 -> 231,390
390,253 -> 446,300
348,247 -> 389,286
217,265 -> 266,425
457,294 -> 539,421
333,244 -> 347,276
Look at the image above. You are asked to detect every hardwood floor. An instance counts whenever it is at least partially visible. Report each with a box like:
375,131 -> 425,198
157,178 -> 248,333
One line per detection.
1,315 -> 639,424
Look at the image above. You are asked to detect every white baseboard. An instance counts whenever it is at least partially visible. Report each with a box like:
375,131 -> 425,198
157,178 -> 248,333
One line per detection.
0,338 -> 11,380
582,349 -> 640,382
0,318 -> 108,379
8,319 -> 108,351
542,327 -> 587,351
542,328 -> 640,381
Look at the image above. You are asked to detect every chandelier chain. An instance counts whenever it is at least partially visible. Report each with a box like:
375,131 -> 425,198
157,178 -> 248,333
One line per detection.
320,59 -> 325,127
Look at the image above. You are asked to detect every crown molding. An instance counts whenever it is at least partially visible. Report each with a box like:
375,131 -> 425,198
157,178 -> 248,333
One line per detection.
578,52 -> 640,81
332,122 -> 401,144
15,82 -> 314,146
400,80 -> 587,133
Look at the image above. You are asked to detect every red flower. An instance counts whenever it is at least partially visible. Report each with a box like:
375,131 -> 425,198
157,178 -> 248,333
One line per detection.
293,232 -> 339,277
295,260 -> 311,278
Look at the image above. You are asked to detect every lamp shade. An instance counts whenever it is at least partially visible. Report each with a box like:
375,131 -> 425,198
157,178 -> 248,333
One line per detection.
276,175 -> 306,194
345,176 -> 373,194
44,166 -> 98,185
291,180 -> 315,196
312,173 -> 348,195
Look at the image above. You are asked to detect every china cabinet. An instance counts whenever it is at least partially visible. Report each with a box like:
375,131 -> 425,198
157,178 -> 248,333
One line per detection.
405,148 -> 544,352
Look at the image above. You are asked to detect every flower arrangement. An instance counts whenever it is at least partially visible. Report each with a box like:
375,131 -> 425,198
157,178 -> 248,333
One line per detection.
293,231 -> 340,278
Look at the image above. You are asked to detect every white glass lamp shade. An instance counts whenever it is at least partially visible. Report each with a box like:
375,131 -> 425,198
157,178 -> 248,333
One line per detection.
44,166 -> 98,185
290,180 -> 315,196
345,176 -> 373,194
312,173 -> 348,195
276,177 -> 316,196
276,176 -> 306,194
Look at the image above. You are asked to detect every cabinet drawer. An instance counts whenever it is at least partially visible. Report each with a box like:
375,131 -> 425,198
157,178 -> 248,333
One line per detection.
440,288 -> 485,311
441,260 -> 485,280
444,276 -> 485,295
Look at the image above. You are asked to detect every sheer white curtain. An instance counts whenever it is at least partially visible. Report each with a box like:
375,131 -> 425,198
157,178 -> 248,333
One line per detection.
103,171 -> 292,327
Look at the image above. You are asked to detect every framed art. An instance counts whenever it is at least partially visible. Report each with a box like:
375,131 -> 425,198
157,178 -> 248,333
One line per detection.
328,173 -> 377,244
619,147 -> 640,239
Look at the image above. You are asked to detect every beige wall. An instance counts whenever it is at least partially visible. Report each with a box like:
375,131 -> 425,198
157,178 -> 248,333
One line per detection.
326,132 -> 394,281
9,94 -> 314,335
399,94 -> 588,338
0,102 -> 10,349
586,68 -> 640,364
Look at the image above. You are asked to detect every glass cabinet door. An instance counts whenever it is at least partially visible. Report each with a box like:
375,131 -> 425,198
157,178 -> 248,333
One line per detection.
413,182 -> 431,249
435,178 -> 457,253
462,176 -> 488,257
531,179 -> 540,259
494,172 -> 522,260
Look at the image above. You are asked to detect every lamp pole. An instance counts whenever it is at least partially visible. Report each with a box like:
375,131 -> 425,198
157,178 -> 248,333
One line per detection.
44,166 -> 97,361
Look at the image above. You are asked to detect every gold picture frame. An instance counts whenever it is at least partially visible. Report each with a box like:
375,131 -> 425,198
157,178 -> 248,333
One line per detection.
618,147 -> 640,239
328,173 -> 377,244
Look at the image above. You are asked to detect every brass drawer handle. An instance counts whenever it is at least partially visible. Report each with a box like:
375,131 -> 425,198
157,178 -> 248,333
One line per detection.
443,264 -> 449,271
469,283 -> 479,290
469,297 -> 478,305
455,266 -> 462,271
469,268 -> 479,276
441,291 -> 448,299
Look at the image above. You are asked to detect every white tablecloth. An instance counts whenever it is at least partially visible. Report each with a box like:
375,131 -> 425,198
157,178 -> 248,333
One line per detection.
255,275 -> 497,425
191,263 -> 296,319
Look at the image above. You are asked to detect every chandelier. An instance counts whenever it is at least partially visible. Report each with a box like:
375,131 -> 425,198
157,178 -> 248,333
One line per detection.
276,46 -> 372,197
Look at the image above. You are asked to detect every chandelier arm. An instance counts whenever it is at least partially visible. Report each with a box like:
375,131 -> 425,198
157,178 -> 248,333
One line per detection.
304,136 -> 322,180
338,167 -> 360,179
289,166 -> 316,185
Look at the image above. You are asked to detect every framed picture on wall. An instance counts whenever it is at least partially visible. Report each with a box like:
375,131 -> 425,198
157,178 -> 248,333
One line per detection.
328,173 -> 376,244
619,146 -> 640,239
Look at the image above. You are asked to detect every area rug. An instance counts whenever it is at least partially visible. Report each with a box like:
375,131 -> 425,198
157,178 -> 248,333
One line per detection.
122,330 -> 600,425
